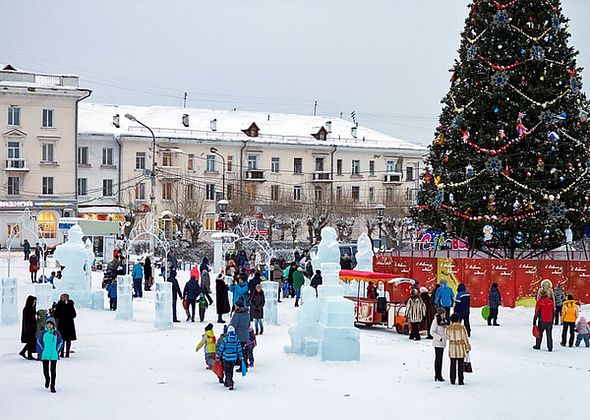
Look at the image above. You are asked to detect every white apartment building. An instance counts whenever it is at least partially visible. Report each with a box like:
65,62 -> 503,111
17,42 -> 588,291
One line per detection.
78,103 -> 426,241
0,65 -> 90,247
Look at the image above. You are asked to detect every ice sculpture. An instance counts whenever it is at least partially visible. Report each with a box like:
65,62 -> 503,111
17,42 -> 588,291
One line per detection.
0,277 -> 18,325
84,238 -> 94,291
354,233 -> 374,272
313,226 -> 341,270
285,286 -> 318,355
116,275 -> 133,320
35,283 -> 53,312
261,280 -> 278,325
53,225 -> 97,308
154,281 -> 172,329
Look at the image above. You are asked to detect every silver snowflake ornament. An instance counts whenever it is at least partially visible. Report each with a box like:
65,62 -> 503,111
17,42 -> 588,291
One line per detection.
493,10 -> 510,27
545,201 -> 566,221
491,72 -> 509,88
485,157 -> 502,175
530,46 -> 545,61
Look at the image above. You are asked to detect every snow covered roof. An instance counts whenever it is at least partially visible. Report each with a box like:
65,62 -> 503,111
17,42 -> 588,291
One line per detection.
79,103 -> 426,152
0,64 -> 80,89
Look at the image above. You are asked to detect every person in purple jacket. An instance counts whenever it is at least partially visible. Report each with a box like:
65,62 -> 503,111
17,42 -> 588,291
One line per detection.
37,317 -> 63,393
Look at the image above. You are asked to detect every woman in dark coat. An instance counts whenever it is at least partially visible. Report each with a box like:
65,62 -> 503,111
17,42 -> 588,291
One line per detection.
249,284 -> 265,335
19,295 -> 38,360
144,257 -> 153,291
216,273 -> 231,323
420,287 -> 434,339
54,294 -> 77,358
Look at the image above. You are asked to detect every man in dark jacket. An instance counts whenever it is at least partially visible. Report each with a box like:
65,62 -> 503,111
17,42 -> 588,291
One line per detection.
420,287 -> 434,339
488,283 -> 502,326
183,276 -> 201,322
230,299 -> 251,370
216,273 -> 231,323
168,273 -> 183,322
454,283 -> 471,337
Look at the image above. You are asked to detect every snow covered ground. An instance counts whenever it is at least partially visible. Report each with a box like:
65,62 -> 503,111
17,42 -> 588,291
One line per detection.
0,256 -> 588,420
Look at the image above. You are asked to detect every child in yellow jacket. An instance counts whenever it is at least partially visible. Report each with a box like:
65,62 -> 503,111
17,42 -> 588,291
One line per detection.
196,323 -> 217,369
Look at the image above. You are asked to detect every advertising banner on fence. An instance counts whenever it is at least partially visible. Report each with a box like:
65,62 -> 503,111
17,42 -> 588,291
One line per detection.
437,257 -> 462,294
539,260 -> 568,289
566,260 -> 590,303
513,261 -> 540,307
412,257 -> 437,290
489,260 -> 517,308
461,259 -> 490,307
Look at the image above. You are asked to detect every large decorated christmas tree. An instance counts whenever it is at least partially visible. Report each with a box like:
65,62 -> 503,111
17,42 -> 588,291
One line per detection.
412,0 -> 590,258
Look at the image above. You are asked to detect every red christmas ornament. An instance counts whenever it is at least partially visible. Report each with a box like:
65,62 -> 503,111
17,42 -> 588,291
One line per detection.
443,156 -> 449,164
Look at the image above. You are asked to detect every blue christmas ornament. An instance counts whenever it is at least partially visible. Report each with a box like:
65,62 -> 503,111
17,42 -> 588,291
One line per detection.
552,14 -> 561,31
494,107 -> 500,113
570,78 -> 580,93
547,131 -> 560,143
467,46 -> 478,61
520,49 -> 526,55
491,72 -> 509,88
493,10 -> 510,27
531,46 -> 545,61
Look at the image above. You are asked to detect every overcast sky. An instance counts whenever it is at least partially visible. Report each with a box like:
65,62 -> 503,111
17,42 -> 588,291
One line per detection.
2,0 -> 589,144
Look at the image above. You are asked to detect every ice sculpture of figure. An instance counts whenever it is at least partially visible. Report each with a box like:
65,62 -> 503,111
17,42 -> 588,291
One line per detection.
0,277 -> 18,325
313,226 -> 341,270
116,275 -> 133,320
84,238 -> 94,291
285,286 -> 319,355
354,233 -> 374,272
53,225 -> 93,307
154,281 -> 172,328
261,280 -> 278,325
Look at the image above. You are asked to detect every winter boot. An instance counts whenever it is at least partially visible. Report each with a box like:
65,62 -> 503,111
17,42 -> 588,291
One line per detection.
260,326 -> 264,335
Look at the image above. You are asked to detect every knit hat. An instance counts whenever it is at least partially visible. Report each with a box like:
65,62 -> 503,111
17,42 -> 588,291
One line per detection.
436,307 -> 446,316
420,287 -> 428,293
235,298 -> 245,308
205,323 -> 213,331
227,325 -> 235,334
46,317 -> 56,326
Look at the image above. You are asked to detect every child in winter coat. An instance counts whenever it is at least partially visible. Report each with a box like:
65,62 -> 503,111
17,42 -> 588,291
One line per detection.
575,316 -> 590,348
282,279 -> 291,300
36,317 -> 63,393
196,323 -> 217,369
561,295 -> 579,347
246,326 -> 257,367
197,293 -> 209,322
216,325 -> 244,390
106,279 -> 117,311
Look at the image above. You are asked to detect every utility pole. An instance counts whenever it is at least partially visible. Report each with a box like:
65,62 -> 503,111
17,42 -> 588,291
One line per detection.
183,92 -> 187,108
313,100 -> 318,116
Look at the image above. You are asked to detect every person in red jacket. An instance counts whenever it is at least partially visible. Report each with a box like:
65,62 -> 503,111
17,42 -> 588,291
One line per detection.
533,290 -> 555,352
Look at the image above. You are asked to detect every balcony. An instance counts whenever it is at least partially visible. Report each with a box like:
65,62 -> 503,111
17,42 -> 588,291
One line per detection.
312,171 -> 332,182
245,169 -> 266,181
4,159 -> 29,172
383,173 -> 403,184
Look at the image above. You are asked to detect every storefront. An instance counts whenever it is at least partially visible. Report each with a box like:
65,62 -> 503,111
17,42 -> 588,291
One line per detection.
77,206 -> 127,222
58,217 -> 121,262
0,200 -> 76,249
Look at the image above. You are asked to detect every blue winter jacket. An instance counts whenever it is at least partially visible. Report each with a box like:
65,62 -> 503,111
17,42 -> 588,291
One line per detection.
107,282 -> 117,298
434,283 -> 454,308
229,282 -> 248,305
37,327 -> 63,361
488,286 -> 501,308
216,331 -> 243,362
454,284 -> 471,316
132,263 -> 143,280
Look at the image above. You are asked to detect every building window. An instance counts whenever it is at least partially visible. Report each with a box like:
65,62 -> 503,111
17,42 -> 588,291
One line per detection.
352,186 -> 360,202
162,182 -> 172,200
336,159 -> 343,176
42,109 -> 54,128
8,106 -> 20,126
187,154 -> 194,170
7,141 -> 21,159
77,147 -> 89,165
37,211 -> 57,239
406,187 -> 414,202
247,154 -> 258,170
42,144 -> 54,162
77,178 -> 87,196
224,155 -> 232,172
42,177 -> 54,195
7,223 -> 21,239
386,159 -> 396,173
294,158 -> 302,174
315,157 -> 325,172
227,184 -> 233,200
135,183 -> 146,200
102,147 -> 113,165
336,186 -> 342,201
136,152 -> 146,170
406,166 -> 415,181
386,187 -> 393,201
369,187 -> 374,203
271,157 -> 280,173
369,160 -> 375,176
204,213 -> 216,231
206,184 -> 216,200
352,160 -> 360,176
7,176 -> 19,195
206,155 -> 216,172
315,186 -> 323,201
271,185 -> 280,201
102,179 -> 114,197
162,151 -> 172,167
293,185 -> 302,201
186,184 -> 194,200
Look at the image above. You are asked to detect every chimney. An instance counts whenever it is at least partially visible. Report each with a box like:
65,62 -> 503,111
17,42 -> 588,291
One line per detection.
325,121 -> 332,133
210,119 -> 217,131
351,126 -> 357,138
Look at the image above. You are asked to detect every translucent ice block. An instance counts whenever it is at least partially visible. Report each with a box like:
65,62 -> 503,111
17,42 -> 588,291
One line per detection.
116,275 -> 133,320
154,281 -> 172,329
261,280 -> 278,325
0,277 -> 18,325
318,325 -> 360,361
35,282 -> 53,312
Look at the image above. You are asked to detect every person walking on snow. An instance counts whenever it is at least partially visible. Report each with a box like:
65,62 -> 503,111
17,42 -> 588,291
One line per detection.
246,325 -> 257,367
447,313 -> 471,385
293,267 -> 305,307
36,317 -> 62,393
54,294 -> 76,358
249,283 -> 265,335
434,279 -> 454,318
196,323 -> 217,369
19,295 -> 38,360
554,283 -> 565,325
216,273 -> 230,323
575,316 -> 590,348
406,288 -> 426,341
561,294 -> 579,347
454,283 -> 471,337
144,256 -> 153,291
131,260 -> 143,298
533,290 -> 554,352
106,279 -> 117,310
420,287 -> 434,339
430,307 -> 448,382
230,299 -> 251,370
183,276 -> 201,322
229,277 -> 248,308
169,273 -> 183,323
23,239 -> 30,261
216,325 -> 244,390
488,283 -> 502,326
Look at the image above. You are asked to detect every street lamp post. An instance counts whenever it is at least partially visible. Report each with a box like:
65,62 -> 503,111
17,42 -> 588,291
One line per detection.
375,204 -> 385,249
125,113 -> 157,253
210,147 -> 226,199
218,199 -> 229,233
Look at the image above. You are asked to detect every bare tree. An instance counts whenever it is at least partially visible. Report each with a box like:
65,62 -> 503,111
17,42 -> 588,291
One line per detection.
165,181 -> 205,245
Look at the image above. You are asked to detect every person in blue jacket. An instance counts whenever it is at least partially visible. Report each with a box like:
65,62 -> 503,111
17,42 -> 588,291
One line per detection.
454,283 -> 471,337
229,277 -> 248,308
106,279 -> 117,310
131,261 -> 143,298
216,325 -> 244,390
36,317 -> 63,393
434,279 -> 455,318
